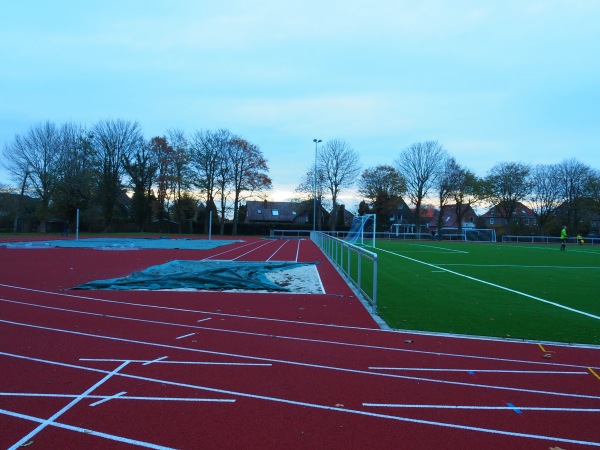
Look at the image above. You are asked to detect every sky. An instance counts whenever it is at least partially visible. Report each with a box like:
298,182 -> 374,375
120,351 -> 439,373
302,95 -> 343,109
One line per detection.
1,0 -> 599,212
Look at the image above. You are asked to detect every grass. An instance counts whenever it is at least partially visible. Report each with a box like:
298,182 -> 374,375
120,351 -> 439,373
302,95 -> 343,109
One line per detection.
368,240 -> 600,345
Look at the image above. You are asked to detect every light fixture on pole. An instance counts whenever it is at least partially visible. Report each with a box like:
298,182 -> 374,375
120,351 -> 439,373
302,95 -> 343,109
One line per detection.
312,138 -> 322,231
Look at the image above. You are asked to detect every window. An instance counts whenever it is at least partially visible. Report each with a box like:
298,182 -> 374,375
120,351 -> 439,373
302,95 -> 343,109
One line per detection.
469,216 -> 474,222
272,209 -> 279,216
292,211 -> 296,215
257,209 -> 262,214
490,218 -> 495,224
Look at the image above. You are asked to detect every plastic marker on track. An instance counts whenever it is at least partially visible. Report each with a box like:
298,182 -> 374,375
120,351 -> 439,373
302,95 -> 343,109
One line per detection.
589,368 -> 600,381
506,403 -> 523,415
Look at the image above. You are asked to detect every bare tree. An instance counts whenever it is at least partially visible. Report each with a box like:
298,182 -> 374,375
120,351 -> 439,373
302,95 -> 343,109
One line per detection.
483,161 -> 531,232
294,164 -> 328,230
189,129 -> 231,233
229,138 -> 271,235
319,139 -> 361,230
395,141 -> 447,231
435,156 -> 455,235
123,139 -> 158,231
2,121 -> 61,232
167,129 -> 192,232
555,158 -> 593,231
528,164 -> 562,235
91,119 -> 144,231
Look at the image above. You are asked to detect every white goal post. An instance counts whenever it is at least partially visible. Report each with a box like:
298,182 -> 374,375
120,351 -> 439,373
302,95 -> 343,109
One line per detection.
346,214 -> 377,247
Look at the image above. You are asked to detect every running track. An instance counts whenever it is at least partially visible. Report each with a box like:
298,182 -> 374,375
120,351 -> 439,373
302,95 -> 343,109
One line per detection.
1,237 -> 599,449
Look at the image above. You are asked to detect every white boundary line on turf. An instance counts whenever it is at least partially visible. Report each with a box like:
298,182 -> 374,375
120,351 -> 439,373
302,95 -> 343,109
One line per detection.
376,247 -> 600,321
437,264 -> 600,269
409,243 -> 468,253
1,351 -> 599,448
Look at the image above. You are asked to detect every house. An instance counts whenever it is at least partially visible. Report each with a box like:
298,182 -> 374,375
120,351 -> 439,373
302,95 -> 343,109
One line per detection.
244,201 -> 310,224
428,204 -> 478,231
480,202 -> 536,228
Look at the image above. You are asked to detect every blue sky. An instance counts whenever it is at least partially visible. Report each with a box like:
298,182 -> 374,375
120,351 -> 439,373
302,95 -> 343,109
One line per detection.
1,1 -> 598,211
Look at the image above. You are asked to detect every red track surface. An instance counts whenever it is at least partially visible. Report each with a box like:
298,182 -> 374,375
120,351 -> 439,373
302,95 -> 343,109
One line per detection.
1,237 -> 599,449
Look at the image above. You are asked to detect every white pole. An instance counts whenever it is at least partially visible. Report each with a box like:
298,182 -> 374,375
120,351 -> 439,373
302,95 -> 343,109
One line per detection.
76,209 -> 80,240
208,210 -> 212,240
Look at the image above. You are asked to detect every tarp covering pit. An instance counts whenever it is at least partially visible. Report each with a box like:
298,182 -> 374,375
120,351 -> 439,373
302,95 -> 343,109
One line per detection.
73,260 -> 318,292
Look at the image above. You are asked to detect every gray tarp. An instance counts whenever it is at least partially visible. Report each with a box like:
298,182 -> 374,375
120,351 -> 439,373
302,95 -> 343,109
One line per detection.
73,260 -> 316,292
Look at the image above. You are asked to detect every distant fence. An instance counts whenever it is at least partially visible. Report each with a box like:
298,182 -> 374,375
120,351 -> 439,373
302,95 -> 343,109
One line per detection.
310,231 -> 378,314
502,235 -> 600,245
272,228 -> 495,242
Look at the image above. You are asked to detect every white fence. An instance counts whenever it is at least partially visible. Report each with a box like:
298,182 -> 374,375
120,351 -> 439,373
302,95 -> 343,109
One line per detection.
502,235 -> 600,245
310,231 -> 378,314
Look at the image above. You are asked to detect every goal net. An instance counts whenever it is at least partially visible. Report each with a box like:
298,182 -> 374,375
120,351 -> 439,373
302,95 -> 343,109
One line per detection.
463,228 -> 496,242
346,214 -> 376,246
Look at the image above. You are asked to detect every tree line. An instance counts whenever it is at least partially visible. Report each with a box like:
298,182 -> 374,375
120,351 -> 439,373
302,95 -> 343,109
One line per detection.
1,119 -> 271,234
352,141 -> 600,236
3,121 -> 599,237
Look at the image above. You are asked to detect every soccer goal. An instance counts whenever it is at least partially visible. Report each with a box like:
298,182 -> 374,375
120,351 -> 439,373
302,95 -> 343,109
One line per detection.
346,214 -> 376,247
463,228 -> 496,242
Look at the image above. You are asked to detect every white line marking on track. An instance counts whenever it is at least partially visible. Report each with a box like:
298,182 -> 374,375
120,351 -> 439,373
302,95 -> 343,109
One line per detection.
9,360 -> 130,450
81,358 -> 271,366
176,333 -> 196,340
0,298 -> 596,370
90,391 -> 126,406
2,324 -> 599,401
2,352 -> 599,448
143,356 -> 168,366
368,367 -> 589,374
266,240 -> 289,261
1,407 -> 174,450
2,283 -> 599,349
0,392 -> 236,402
362,404 -> 600,412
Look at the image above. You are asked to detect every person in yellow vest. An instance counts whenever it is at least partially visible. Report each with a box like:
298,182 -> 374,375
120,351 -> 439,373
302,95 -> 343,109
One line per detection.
560,225 -> 568,251
577,233 -> 584,245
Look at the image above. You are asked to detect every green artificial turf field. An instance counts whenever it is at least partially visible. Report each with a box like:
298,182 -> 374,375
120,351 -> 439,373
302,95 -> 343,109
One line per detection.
368,240 -> 600,345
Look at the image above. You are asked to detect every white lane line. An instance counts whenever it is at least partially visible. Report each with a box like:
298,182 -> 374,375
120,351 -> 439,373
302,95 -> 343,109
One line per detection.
2,283 -> 598,350
266,240 -> 289,261
362,404 -> 600,412
295,239 -> 301,262
202,240 -> 262,260
232,241 -> 276,260
0,392 -> 235,402
368,367 -> 589,374
2,325 -> 600,401
0,300 -> 596,370
9,360 -> 130,450
1,407 -> 174,450
377,247 -> 600,320
2,352 -> 599,448
81,358 -> 271,366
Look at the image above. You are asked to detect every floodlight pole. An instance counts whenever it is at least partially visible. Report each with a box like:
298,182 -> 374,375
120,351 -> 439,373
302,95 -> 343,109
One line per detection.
312,138 -> 322,231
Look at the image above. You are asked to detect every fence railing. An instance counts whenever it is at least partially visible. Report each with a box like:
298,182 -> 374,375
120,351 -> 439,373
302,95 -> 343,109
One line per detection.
502,235 -> 600,245
310,231 -> 378,314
